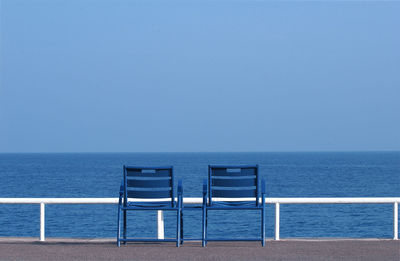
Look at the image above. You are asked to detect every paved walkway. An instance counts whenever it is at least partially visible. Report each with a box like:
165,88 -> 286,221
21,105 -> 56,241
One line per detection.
0,238 -> 398,261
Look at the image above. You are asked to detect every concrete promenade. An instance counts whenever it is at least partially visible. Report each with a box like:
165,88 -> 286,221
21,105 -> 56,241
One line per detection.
0,238 -> 398,261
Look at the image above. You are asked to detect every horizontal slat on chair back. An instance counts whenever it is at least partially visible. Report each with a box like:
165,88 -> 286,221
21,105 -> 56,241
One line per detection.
127,178 -> 171,188
124,166 -> 173,201
212,177 -> 256,187
126,168 -> 171,178
210,165 -> 258,201
212,167 -> 256,176
127,189 -> 172,199
212,189 -> 256,198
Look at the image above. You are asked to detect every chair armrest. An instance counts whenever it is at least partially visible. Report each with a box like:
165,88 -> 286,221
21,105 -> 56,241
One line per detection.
118,181 -> 124,206
178,179 -> 183,195
176,180 -> 183,208
202,179 -> 208,206
261,179 -> 266,195
119,180 -> 124,196
261,179 -> 266,206
203,179 -> 207,197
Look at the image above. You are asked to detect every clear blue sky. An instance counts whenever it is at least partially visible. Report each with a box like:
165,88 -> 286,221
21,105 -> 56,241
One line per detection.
1,0 -> 399,152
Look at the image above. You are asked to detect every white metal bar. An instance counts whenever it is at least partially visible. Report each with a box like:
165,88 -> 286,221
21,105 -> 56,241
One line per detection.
394,202 -> 398,240
157,210 -> 164,240
265,198 -> 400,204
0,198 -> 119,204
275,203 -> 280,240
40,203 -> 45,241
1,197 -> 399,204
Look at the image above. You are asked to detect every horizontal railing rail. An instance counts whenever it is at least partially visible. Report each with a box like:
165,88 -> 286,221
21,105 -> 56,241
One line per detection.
0,197 -> 398,241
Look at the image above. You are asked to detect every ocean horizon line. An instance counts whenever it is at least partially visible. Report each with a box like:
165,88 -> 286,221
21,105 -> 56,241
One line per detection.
0,150 -> 399,154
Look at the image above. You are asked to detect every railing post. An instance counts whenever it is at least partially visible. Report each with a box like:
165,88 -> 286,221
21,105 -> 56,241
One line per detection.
275,203 -> 280,240
394,202 -> 398,240
40,203 -> 45,241
157,210 -> 164,239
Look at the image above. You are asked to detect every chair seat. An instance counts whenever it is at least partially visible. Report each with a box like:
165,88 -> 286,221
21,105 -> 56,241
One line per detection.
126,201 -> 172,207
123,202 -> 179,210
208,201 -> 259,208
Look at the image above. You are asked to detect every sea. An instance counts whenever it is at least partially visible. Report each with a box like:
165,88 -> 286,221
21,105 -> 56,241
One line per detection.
0,152 -> 399,239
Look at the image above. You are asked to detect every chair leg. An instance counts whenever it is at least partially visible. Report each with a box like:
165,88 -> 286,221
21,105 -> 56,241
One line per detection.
177,208 -> 181,247
261,206 -> 266,247
205,210 -> 208,246
180,209 -> 184,245
202,207 -> 206,247
201,207 -> 206,247
123,210 -> 127,245
117,205 -> 121,247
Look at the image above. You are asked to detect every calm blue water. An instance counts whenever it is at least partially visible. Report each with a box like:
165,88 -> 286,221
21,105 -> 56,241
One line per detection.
0,152 -> 399,239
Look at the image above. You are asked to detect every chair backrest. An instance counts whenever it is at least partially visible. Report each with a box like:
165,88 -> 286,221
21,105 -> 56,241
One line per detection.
123,166 -> 175,207
208,165 -> 259,206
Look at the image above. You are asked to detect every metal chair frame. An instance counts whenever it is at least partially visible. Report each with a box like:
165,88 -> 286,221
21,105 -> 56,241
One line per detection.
117,165 -> 183,247
202,164 -> 266,247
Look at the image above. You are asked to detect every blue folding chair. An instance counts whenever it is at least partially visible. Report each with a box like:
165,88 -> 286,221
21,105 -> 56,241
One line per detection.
117,166 -> 183,247
202,165 -> 266,246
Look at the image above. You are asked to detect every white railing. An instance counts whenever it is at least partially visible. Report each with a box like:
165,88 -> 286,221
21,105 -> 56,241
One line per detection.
0,197 -> 398,241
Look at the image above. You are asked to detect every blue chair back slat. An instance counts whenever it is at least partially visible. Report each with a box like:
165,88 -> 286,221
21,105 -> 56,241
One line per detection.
123,166 -> 174,207
209,165 -> 259,205
127,189 -> 172,199
211,167 -> 256,176
212,177 -> 256,187
127,178 -> 171,188
212,188 -> 256,198
126,168 -> 171,177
